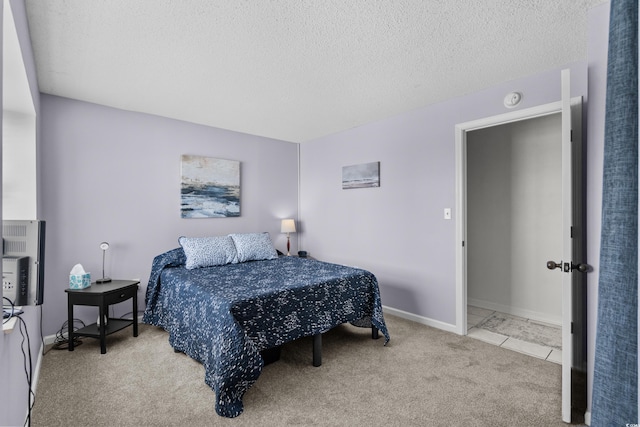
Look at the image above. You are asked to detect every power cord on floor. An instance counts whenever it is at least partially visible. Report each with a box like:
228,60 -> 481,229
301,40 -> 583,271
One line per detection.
48,319 -> 86,352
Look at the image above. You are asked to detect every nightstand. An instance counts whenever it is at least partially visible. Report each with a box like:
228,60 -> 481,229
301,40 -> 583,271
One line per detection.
65,279 -> 139,354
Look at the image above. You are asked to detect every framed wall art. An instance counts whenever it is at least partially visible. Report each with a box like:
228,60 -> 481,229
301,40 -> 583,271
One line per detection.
342,161 -> 380,189
180,155 -> 240,218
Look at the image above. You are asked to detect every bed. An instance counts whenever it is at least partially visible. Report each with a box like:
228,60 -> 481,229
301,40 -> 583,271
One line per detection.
142,233 -> 390,418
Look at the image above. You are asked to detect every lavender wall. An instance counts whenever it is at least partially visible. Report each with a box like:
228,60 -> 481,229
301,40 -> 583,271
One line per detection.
1,2 -> 612,426
1,1 -> 43,426
300,4 -> 609,420
300,63 -> 588,327
39,95 -> 299,337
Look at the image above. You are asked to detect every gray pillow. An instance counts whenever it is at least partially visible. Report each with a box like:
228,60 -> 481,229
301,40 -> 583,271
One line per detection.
179,235 -> 238,269
229,232 -> 278,263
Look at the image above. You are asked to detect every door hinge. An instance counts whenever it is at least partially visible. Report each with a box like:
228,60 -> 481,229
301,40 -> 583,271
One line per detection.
571,322 -> 574,334
570,130 -> 573,142
571,226 -> 574,238
462,241 -> 465,247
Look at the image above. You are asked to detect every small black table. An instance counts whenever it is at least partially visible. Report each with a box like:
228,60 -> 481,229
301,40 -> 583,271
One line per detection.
65,279 -> 140,354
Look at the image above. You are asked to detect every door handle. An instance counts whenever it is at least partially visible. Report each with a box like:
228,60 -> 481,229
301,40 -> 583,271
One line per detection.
546,260 -> 590,273
571,263 -> 589,273
546,261 -> 562,270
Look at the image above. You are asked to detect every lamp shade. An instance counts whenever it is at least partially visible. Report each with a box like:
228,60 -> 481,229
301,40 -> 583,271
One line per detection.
281,219 -> 296,233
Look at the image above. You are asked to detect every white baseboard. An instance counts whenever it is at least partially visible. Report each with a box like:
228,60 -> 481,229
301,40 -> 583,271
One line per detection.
43,333 -> 57,346
382,305 -> 458,334
467,297 -> 561,326
584,410 -> 591,425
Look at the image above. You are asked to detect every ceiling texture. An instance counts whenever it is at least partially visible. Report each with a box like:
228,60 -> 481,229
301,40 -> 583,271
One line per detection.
24,0 -> 605,143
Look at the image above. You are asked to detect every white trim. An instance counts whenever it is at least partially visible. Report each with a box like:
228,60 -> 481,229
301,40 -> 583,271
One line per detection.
454,98 -> 581,336
43,333 -> 57,346
454,126 -> 467,335
454,105 -> 563,336
382,305 -> 458,334
455,101 -> 562,133
560,68 -> 572,423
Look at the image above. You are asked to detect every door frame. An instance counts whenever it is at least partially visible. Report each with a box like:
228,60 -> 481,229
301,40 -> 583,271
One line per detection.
454,98 -> 582,335
454,96 -> 586,422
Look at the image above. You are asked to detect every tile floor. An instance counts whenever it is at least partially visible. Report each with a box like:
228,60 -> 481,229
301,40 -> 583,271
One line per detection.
467,305 -> 562,364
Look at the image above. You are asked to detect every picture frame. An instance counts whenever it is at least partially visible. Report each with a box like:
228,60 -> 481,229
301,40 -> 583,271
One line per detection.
180,155 -> 240,218
342,161 -> 380,189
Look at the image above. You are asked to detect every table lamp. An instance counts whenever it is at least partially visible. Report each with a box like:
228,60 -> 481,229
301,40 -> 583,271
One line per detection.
280,219 -> 296,256
96,242 -> 112,283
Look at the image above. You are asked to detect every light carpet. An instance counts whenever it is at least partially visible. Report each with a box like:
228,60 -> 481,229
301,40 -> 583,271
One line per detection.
32,314 -> 569,426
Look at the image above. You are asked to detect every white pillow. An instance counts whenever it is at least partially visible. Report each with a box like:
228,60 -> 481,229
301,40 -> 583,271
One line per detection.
229,232 -> 278,263
178,235 -> 238,269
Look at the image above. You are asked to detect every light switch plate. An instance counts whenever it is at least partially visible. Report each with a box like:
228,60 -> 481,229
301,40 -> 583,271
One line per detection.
444,208 -> 452,220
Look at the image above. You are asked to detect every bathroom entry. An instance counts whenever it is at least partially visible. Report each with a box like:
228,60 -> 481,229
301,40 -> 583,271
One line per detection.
466,113 -> 563,325
454,91 -> 587,423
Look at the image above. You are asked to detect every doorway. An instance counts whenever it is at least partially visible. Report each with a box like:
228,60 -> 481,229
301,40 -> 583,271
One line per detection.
454,97 -> 587,423
466,113 -> 563,323
464,113 -> 563,361
455,98 -> 582,335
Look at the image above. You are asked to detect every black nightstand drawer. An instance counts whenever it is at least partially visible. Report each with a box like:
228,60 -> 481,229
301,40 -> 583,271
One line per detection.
104,286 -> 136,306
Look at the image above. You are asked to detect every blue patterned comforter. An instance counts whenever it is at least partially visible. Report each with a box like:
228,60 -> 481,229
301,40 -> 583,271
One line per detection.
142,248 -> 389,417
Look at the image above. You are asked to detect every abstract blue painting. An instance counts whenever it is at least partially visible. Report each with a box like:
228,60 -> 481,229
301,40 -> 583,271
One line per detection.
342,161 -> 380,189
181,155 -> 240,218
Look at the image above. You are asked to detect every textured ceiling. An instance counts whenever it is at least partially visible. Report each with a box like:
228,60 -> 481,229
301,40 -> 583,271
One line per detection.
24,0 -> 605,143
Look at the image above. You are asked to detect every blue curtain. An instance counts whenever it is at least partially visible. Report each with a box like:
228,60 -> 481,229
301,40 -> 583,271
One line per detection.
591,0 -> 638,425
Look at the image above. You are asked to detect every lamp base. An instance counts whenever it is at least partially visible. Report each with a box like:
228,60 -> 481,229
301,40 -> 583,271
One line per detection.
96,277 -> 112,284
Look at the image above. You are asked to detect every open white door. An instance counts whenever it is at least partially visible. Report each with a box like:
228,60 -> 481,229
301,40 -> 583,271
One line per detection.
560,68 -> 573,424
455,69 -> 588,423
549,69 -> 588,423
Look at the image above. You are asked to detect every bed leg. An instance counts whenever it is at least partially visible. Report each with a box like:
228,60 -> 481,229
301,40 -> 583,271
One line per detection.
372,327 -> 379,340
313,333 -> 322,367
